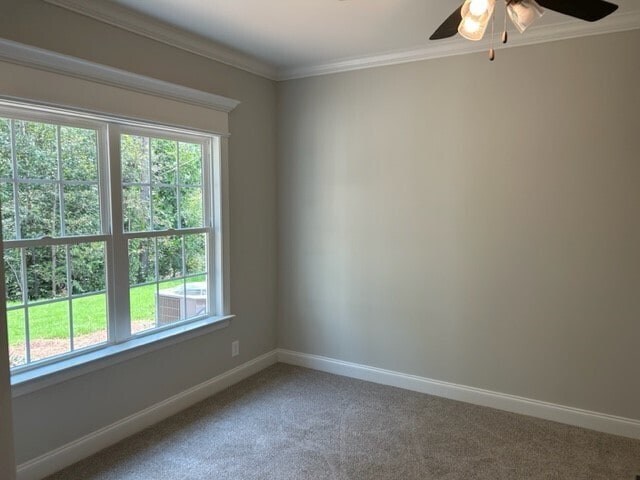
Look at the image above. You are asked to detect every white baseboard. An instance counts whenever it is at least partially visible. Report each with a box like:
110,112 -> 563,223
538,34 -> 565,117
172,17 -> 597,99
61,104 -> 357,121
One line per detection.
17,350 -> 278,480
277,349 -> 640,441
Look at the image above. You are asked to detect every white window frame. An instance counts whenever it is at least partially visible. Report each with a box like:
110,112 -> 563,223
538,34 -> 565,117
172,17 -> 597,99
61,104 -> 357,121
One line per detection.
1,100 -> 233,395
109,123 -> 218,342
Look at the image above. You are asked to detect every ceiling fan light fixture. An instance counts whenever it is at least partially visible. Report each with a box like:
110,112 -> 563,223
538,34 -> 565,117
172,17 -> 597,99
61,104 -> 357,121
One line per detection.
469,0 -> 490,16
507,0 -> 545,33
458,0 -> 495,41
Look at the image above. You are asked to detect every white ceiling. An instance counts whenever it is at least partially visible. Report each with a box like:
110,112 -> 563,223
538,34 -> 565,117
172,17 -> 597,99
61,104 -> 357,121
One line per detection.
47,0 -> 640,79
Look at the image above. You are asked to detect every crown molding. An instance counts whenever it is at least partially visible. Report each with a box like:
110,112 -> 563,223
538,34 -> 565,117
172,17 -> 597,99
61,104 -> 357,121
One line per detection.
278,10 -> 640,80
43,0 -> 279,81
42,0 -> 640,82
0,38 -> 240,113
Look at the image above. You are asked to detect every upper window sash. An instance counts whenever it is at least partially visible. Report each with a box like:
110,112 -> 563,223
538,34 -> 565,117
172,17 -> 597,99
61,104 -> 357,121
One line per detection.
0,105 -> 110,245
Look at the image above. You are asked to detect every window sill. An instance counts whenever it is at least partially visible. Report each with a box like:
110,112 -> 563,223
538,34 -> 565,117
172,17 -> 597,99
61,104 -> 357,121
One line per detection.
11,314 -> 234,398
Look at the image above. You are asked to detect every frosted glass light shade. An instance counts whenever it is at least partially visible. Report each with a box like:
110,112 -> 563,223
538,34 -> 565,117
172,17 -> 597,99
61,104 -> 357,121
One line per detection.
507,0 -> 545,33
458,0 -> 495,41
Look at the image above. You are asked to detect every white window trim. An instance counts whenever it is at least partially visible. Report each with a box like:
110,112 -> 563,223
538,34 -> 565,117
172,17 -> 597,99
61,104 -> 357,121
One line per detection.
0,49 -> 237,394
3,102 -> 235,395
0,38 -> 240,114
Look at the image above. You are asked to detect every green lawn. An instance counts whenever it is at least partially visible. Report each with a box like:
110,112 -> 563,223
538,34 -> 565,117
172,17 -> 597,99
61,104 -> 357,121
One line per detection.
6,277 -> 200,345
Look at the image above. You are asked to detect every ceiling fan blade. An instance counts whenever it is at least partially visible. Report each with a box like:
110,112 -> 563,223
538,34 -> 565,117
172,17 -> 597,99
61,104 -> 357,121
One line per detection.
536,0 -> 618,22
429,4 -> 464,40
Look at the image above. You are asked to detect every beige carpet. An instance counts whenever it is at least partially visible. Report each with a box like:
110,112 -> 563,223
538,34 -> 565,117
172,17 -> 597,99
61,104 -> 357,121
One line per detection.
47,363 -> 640,479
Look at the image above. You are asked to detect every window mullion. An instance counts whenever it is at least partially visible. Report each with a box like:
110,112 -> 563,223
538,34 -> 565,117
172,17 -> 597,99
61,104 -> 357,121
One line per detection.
20,249 -> 31,364
10,120 -> 21,241
66,245 -> 74,351
56,125 -> 65,237
106,125 -> 131,342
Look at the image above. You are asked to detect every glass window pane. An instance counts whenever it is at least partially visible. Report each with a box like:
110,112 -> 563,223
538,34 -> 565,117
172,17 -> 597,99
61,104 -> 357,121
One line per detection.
28,300 -> 71,363
63,184 -> 100,236
128,238 -> 156,286
185,234 -> 206,275
25,245 -> 67,302
121,134 -> 149,184
61,126 -> 98,181
0,118 -> 11,178
1,182 -> 16,240
123,185 -> 151,232
184,279 -> 207,320
157,236 -> 182,280
152,138 -> 178,185
18,183 -> 60,239
15,120 -> 58,180
130,284 -> 157,334
7,308 -> 26,368
180,187 -> 203,228
178,142 -> 202,185
72,294 -> 107,350
70,242 -> 105,295
157,279 -> 184,326
152,187 -> 178,230
3,248 -> 23,306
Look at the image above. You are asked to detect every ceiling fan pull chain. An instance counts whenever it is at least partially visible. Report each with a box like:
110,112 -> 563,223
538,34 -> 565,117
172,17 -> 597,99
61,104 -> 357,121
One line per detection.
489,7 -> 496,61
503,0 -> 509,43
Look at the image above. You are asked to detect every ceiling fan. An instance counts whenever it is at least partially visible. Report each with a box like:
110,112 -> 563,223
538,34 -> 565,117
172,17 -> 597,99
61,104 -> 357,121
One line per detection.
430,0 -> 618,59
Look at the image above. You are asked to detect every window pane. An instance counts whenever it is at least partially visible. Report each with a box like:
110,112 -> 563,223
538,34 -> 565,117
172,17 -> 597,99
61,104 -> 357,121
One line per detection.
15,120 -> 58,180
158,280 -> 185,325
157,236 -> 182,280
0,118 -> 11,178
61,126 -> 98,181
121,134 -> 149,184
128,238 -> 156,286
70,242 -> 106,295
3,248 -> 23,305
178,142 -> 202,186
18,183 -> 60,239
130,284 -> 157,334
72,295 -> 107,350
63,184 -> 100,236
151,138 -> 178,185
180,187 -> 203,228
152,187 -> 178,230
1,182 -> 16,240
185,234 -> 206,275
25,245 -> 67,302
157,279 -> 207,325
123,185 -> 151,232
7,308 -> 26,368
184,279 -> 207,320
28,300 -> 71,363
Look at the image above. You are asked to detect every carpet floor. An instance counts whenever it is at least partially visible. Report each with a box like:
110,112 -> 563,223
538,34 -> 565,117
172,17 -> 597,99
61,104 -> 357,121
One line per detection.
46,363 -> 640,479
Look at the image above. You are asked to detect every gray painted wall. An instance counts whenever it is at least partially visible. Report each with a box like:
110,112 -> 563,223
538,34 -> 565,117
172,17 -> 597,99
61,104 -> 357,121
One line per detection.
1,0 -> 277,464
278,30 -> 640,421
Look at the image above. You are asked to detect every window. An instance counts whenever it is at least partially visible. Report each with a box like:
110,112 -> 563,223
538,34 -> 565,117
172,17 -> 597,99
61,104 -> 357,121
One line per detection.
0,103 -> 227,374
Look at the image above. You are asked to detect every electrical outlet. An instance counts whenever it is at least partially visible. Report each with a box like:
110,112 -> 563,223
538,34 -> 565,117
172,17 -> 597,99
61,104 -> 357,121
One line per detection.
231,340 -> 239,357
